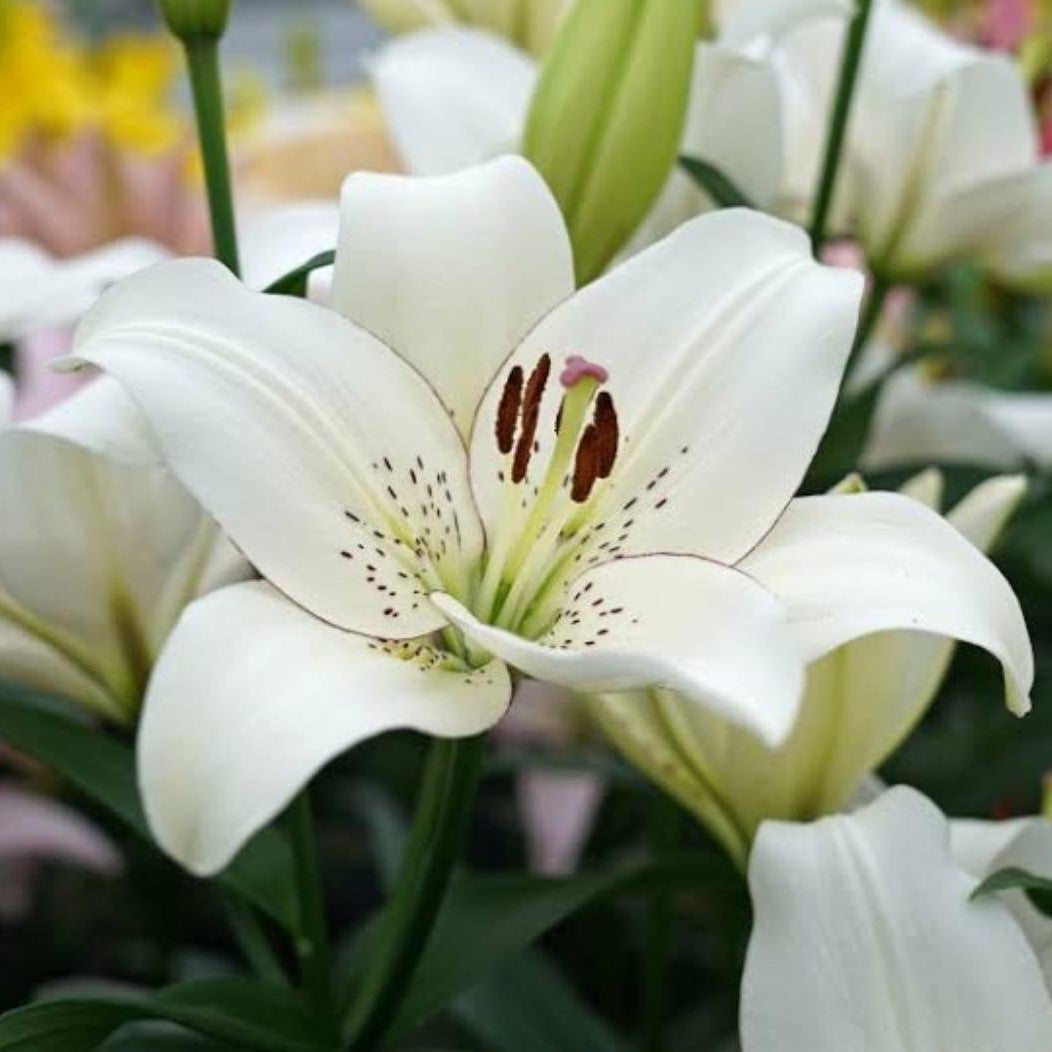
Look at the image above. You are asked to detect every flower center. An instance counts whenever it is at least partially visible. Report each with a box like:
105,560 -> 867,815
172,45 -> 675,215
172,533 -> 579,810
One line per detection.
475,353 -> 620,632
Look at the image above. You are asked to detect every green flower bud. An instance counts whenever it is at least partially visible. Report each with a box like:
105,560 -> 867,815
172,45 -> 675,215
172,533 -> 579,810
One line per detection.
523,0 -> 696,284
156,0 -> 233,42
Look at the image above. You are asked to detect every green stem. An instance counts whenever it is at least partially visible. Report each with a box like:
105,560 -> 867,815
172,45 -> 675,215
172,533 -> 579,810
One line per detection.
346,735 -> 485,1051
809,0 -> 876,254
641,795 -> 680,1052
289,791 -> 334,1023
221,891 -> 288,987
182,37 -> 241,275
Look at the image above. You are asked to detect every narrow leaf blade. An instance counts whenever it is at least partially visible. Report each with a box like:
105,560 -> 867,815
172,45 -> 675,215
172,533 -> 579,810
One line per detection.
677,155 -> 756,210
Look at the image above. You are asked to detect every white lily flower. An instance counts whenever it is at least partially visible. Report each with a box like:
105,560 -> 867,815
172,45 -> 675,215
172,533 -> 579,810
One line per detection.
741,786 -> 1052,1051
714,0 -> 1052,282
0,382 -> 248,724
864,366 -> 1052,471
586,468 -> 1032,864
61,156 -> 886,876
359,0 -> 571,56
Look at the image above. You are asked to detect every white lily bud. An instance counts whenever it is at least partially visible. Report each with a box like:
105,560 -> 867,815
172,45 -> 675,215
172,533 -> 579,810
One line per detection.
523,0 -> 697,283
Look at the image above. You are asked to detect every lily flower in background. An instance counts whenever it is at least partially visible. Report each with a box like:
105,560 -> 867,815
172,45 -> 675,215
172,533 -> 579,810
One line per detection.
0,380 -> 248,725
368,0 -> 845,263
586,468 -> 1030,864
863,366 -> 1052,471
0,782 -> 121,922
63,158 -> 1034,882
357,0 -> 572,56
714,0 -> 1052,286
741,787 -> 1052,1050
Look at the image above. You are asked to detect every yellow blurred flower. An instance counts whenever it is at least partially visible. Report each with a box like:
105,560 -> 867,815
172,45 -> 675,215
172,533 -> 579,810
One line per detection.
0,1 -> 185,161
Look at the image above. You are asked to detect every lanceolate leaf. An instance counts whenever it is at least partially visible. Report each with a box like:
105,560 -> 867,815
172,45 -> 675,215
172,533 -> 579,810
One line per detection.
336,852 -> 737,1042
971,864 -> 1052,917
0,681 -> 298,930
263,251 -> 337,297
0,980 -> 334,1052
453,950 -> 625,1052
678,155 -> 756,210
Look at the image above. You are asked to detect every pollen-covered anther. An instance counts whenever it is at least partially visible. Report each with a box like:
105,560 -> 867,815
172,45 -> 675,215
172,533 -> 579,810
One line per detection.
511,354 -> 551,484
592,391 -> 618,479
570,388 -> 620,502
495,365 -> 524,454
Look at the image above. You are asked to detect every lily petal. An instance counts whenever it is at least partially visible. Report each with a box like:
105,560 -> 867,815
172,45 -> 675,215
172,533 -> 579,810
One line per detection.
371,27 -> 536,175
740,490 -> 1034,716
952,815 -> 1052,987
331,157 -> 574,438
69,258 -> 485,638
21,378 -> 161,466
718,0 -> 851,48
741,787 -> 1052,1051
433,554 -> 804,746
0,237 -> 167,340
139,581 -> 511,876
866,367 -> 1052,472
0,428 -> 218,720
470,208 -> 863,566
630,44 -> 784,251
0,372 -> 12,427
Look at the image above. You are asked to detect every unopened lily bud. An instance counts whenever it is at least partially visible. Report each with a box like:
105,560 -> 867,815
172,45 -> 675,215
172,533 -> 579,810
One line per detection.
360,0 -> 570,55
523,0 -> 696,283
156,0 -> 233,41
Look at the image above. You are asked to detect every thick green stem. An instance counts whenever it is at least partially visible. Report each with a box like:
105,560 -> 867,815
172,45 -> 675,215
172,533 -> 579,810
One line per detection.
182,38 -> 241,275
289,791 -> 334,1022
346,735 -> 485,1050
641,795 -> 680,1052
221,891 -> 288,987
809,0 -> 876,254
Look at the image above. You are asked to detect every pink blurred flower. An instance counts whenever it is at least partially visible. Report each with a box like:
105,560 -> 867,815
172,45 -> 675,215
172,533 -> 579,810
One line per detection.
0,784 -> 121,921
496,680 -> 605,875
0,132 -> 209,258
982,0 -> 1034,51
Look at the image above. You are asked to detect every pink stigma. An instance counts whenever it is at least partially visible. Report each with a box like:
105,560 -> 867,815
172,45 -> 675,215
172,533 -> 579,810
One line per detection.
560,355 -> 608,388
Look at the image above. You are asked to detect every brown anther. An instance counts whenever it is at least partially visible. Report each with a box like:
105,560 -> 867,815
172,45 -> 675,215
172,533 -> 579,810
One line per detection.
512,354 -> 551,483
495,365 -> 524,454
571,423 -> 601,502
593,391 -> 618,479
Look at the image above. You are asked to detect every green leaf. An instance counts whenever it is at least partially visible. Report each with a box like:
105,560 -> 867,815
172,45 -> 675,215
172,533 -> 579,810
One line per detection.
263,251 -> 336,297
0,680 -> 298,930
971,865 -> 1052,917
453,950 -> 625,1052
803,380 -> 883,491
0,980 -> 333,1052
101,1022 -> 235,1050
677,156 -> 755,210
341,853 -> 735,1042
